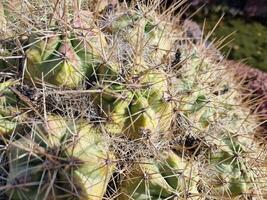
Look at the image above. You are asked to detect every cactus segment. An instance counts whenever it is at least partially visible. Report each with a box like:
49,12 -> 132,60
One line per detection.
26,36 -> 84,88
127,95 -> 157,137
204,138 -> 254,197
97,83 -> 173,139
25,29 -> 107,88
158,151 -> 198,195
179,93 -> 217,130
140,70 -> 168,102
97,62 -> 120,81
95,66 -> 173,138
63,123 -> 115,199
119,151 -> 198,199
119,159 -> 174,200
6,136 -> 54,200
5,118 -> 115,200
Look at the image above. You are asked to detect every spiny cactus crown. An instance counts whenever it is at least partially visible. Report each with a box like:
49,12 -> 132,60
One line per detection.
0,0 -> 266,200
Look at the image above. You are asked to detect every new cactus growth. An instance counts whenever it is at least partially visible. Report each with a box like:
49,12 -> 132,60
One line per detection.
0,0 -> 266,200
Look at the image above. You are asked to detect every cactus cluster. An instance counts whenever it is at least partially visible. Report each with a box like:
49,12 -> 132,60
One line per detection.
5,117 -> 115,200
0,0 -> 266,199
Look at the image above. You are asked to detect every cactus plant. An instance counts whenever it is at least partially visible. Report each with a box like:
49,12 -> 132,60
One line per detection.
0,0 -> 266,200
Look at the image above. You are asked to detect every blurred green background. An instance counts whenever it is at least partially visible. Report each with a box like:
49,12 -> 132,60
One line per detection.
190,0 -> 267,72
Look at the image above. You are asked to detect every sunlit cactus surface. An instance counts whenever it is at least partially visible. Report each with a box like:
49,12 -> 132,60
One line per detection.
0,0 -> 266,199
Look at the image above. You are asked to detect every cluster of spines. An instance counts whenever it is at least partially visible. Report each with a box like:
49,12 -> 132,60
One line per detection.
0,1 -> 266,200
